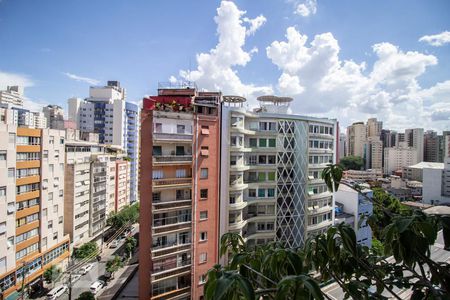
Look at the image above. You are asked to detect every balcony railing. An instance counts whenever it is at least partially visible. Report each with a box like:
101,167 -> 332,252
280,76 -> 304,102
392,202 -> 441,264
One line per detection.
153,216 -> 191,228
153,133 -> 192,141
153,177 -> 192,187
153,199 -> 191,211
153,155 -> 192,164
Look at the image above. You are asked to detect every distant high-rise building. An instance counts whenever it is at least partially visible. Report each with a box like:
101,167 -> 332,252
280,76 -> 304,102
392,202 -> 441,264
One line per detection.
0,86 -> 23,106
366,118 -> 382,137
43,105 -> 65,130
347,122 -> 366,158
384,142 -> 419,175
405,128 -> 424,162
338,133 -> 347,160
364,136 -> 383,171
68,81 -> 139,203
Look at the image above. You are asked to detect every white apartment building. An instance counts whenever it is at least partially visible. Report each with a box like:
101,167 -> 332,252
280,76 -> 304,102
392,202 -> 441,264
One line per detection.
115,160 -> 130,212
384,142 -> 418,175
347,122 -> 366,158
423,158 -> 450,205
220,96 -> 337,249
0,124 -> 69,298
43,105 -> 65,130
334,183 -> 373,248
364,136 -> 383,171
402,161 -> 444,182
64,130 -> 124,247
0,86 -> 23,106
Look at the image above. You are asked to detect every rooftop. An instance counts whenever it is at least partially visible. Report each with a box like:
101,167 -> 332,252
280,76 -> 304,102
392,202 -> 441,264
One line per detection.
406,161 -> 444,170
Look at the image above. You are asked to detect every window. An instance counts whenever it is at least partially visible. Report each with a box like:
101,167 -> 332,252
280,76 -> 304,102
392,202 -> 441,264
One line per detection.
200,232 -> 207,241
49,136 -> 54,144
0,222 -> 6,234
259,138 -> 267,147
0,151 -> 6,160
199,253 -> 207,263
200,189 -> 208,199
201,125 -> 209,135
268,172 -> 276,181
152,146 -> 162,156
268,155 -> 276,164
249,138 -> 257,148
152,192 -> 161,202
258,189 -> 266,198
48,192 -> 53,201
48,220 -> 53,229
152,170 -> 164,179
201,146 -> 209,156
7,168 -> 14,178
53,205 -> 58,213
53,232 -> 58,240
43,150 -> 48,159
258,172 -> 266,182
59,216 -> 63,224
8,133 -> 15,144
200,168 -> 208,179
258,156 -> 266,164
269,139 -> 276,147
176,169 -> 187,178
42,208 -> 47,217
49,164 -> 54,173
60,137 -> 64,144
199,274 -> 207,284
268,188 -> 275,198
7,203 -> 15,214
154,123 -> 162,133
200,211 -> 208,220
0,257 -> 6,270
0,187 -> 6,199
177,125 -> 185,134
248,189 -> 256,198
42,237 -> 47,247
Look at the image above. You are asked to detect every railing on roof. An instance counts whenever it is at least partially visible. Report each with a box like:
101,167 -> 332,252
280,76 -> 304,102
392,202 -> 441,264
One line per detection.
158,81 -> 197,90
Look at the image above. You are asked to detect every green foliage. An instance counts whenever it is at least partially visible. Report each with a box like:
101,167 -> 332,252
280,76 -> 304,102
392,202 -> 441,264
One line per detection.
107,203 -> 139,229
106,255 -> 124,278
204,164 -> 450,300
43,265 -> 60,284
124,236 -> 137,259
339,155 -> 364,170
76,291 -> 95,300
321,163 -> 343,192
74,242 -> 98,259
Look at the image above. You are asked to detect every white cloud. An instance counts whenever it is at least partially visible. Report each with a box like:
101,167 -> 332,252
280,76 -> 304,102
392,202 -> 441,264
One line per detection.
294,0 -> 317,17
179,1 -> 272,100
419,31 -> 450,47
266,26 -> 448,131
244,15 -> 267,36
63,72 -> 100,85
0,70 -> 34,91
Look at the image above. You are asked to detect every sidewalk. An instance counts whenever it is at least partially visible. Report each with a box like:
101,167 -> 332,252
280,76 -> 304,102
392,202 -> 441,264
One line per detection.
97,264 -> 138,300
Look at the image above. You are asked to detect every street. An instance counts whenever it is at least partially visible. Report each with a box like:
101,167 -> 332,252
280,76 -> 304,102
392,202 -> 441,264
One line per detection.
37,224 -> 139,300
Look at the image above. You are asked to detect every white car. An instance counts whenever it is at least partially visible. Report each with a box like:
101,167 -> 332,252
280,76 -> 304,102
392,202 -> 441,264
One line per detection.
79,263 -> 94,275
90,280 -> 105,294
71,274 -> 82,284
46,284 -> 68,300
109,240 -> 120,248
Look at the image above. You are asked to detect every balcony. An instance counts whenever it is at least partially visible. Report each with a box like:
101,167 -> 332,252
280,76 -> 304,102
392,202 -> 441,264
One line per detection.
153,132 -> 192,143
308,191 -> 332,200
153,264 -> 191,281
152,258 -> 191,275
153,199 -> 191,212
307,219 -> 333,232
153,177 -> 192,190
151,286 -> 190,300
153,155 -> 192,165
152,242 -> 191,257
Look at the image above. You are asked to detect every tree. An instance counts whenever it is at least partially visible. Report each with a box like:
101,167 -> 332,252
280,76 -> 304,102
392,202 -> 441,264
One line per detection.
74,242 -> 98,259
106,255 -> 124,279
43,265 -> 60,284
204,164 -> 450,299
76,291 -> 95,300
124,236 -> 137,259
339,155 -> 364,170
107,203 -> 139,230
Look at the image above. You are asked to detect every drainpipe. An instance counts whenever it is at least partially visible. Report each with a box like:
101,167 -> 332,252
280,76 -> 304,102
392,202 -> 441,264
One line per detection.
191,115 -> 199,294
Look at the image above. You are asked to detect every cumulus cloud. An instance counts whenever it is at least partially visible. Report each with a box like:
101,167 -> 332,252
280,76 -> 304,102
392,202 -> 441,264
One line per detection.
244,15 -> 267,36
294,0 -> 317,17
63,72 -> 100,85
419,31 -> 450,47
178,1 -> 272,99
266,26 -> 448,131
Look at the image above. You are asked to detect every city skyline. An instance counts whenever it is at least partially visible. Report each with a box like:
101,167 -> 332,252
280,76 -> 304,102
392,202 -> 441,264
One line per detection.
0,0 -> 449,132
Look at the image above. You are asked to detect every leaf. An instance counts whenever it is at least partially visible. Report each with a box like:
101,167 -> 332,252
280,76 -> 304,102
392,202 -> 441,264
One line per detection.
395,217 -> 413,233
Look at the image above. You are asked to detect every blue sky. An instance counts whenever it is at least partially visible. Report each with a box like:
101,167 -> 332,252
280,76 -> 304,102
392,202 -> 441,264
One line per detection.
0,0 -> 449,131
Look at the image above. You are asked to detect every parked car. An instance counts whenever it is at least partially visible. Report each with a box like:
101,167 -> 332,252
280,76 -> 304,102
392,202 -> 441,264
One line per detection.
46,285 -> 68,300
79,263 -> 94,275
71,274 -> 82,284
109,240 -> 120,248
90,280 -> 105,294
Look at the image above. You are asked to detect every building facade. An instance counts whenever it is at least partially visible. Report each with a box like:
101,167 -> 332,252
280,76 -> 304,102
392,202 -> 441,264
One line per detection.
43,105 -> 65,130
384,143 -> 418,175
139,85 -> 221,300
346,122 -> 366,158
220,95 -> 337,251
0,86 -> 23,107
68,81 -> 139,203
0,125 -> 70,298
